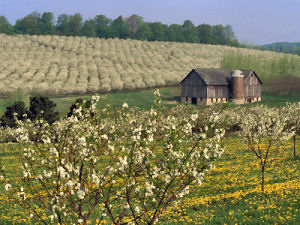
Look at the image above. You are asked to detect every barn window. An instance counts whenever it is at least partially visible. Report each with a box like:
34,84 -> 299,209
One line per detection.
191,98 -> 197,105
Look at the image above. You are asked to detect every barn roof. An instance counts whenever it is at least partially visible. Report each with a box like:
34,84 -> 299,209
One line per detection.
180,68 -> 259,85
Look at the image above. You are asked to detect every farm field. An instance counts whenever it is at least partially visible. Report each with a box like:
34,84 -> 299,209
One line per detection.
0,137 -> 299,224
1,34 -> 299,96
1,87 -> 300,117
0,87 -> 181,116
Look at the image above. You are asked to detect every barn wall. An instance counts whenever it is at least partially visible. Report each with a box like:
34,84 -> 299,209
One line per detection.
181,71 -> 207,98
182,85 -> 207,98
181,71 -> 205,85
244,73 -> 262,97
207,85 -> 229,98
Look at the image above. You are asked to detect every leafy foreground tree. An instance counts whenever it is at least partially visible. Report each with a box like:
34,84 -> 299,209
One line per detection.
67,98 -> 92,118
1,90 -> 225,224
239,106 -> 295,192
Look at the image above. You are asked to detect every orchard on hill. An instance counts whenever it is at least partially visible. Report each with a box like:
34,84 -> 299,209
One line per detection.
0,34 -> 299,96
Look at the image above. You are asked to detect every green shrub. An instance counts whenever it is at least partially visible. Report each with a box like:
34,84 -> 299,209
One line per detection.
0,101 -> 27,128
27,95 -> 59,124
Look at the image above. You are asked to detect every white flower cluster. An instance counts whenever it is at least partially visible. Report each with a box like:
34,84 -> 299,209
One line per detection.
2,91 -> 299,224
1,91 -> 227,224
239,105 -> 295,144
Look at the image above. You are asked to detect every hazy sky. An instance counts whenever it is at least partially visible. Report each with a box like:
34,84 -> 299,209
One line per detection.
0,0 -> 299,44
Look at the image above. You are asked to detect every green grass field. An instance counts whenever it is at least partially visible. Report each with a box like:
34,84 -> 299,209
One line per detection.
0,137 -> 299,224
1,87 -> 300,117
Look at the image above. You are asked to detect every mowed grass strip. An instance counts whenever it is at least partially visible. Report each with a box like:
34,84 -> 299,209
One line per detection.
2,87 -> 300,117
0,137 -> 299,224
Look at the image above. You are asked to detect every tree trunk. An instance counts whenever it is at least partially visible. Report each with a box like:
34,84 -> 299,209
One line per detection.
261,165 -> 265,192
293,135 -> 296,158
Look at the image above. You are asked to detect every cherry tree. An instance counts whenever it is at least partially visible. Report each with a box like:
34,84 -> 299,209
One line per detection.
1,90 -> 225,224
239,105 -> 295,192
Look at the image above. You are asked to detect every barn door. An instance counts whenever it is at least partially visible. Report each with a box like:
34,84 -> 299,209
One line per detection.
191,97 -> 197,105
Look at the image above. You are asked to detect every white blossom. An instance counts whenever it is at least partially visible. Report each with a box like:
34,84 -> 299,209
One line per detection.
77,189 -> 86,200
190,114 -> 198,121
5,183 -> 11,191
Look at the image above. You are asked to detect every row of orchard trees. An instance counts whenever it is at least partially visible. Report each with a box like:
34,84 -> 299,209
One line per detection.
0,91 -> 299,224
0,12 -> 239,46
0,34 -> 211,95
0,33 -> 294,96
0,33 -> 219,95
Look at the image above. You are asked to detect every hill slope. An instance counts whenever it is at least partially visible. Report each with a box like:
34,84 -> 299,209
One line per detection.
0,34 -> 298,95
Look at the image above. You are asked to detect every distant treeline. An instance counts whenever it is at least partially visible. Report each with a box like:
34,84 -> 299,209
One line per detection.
260,42 -> 300,56
0,12 -> 239,46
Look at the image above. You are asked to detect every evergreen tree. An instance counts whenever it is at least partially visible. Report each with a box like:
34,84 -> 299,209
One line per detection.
27,96 -> 59,125
0,101 -> 27,128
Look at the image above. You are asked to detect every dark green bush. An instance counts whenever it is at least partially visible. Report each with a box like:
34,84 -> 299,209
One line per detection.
0,101 -> 27,128
27,95 -> 59,124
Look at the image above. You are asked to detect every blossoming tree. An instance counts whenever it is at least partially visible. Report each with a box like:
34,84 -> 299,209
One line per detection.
281,103 -> 300,157
1,90 -> 225,224
239,105 -> 295,192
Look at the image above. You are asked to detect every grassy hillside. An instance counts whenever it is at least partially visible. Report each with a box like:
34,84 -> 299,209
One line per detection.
1,34 -> 299,96
221,51 -> 300,96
